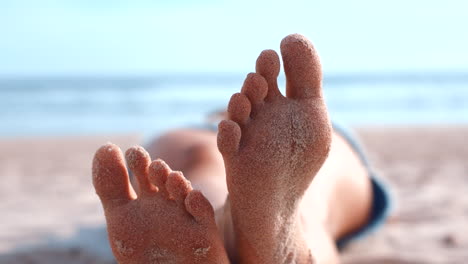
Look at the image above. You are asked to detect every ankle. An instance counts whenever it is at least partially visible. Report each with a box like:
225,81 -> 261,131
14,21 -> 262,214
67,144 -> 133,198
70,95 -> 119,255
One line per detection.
234,221 -> 311,264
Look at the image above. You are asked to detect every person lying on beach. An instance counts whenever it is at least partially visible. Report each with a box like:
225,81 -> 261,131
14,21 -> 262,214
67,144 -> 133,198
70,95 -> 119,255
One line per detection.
92,34 -> 389,264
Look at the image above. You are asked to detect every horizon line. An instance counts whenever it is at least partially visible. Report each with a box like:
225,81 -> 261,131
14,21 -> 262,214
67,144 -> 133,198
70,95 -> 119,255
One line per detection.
1,70 -> 468,86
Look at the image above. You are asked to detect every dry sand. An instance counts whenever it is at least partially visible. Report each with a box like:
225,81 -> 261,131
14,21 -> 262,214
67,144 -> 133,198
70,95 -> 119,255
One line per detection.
0,127 -> 466,263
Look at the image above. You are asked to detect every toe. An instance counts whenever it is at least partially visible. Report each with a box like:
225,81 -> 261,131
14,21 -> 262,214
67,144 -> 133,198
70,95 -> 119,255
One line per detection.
240,73 -> 268,105
217,120 -> 241,156
185,190 -> 215,225
148,159 -> 171,196
92,143 -> 136,208
227,93 -> 251,124
280,33 -> 323,99
255,49 -> 281,99
125,146 -> 155,195
166,171 -> 193,203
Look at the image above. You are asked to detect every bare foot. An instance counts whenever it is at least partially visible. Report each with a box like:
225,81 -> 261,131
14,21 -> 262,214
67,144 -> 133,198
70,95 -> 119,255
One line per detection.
92,143 -> 229,264
217,34 -> 332,263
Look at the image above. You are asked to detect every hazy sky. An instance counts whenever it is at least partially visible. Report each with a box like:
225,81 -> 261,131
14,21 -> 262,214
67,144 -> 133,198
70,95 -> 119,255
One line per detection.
1,0 -> 468,75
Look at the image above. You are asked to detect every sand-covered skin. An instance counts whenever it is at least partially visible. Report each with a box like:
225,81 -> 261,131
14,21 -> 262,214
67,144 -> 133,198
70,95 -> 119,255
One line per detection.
218,34 -> 333,263
0,127 -> 467,263
92,144 -> 229,264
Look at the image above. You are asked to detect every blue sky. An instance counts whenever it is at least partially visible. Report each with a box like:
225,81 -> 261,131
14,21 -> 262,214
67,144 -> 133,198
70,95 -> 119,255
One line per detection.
1,0 -> 468,75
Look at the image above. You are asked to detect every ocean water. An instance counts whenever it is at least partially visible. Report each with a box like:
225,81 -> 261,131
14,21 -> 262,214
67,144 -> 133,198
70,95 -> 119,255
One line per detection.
1,73 -> 468,138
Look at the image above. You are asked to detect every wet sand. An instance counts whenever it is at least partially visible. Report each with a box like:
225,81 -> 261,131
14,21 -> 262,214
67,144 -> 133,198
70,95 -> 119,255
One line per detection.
0,127 -> 466,263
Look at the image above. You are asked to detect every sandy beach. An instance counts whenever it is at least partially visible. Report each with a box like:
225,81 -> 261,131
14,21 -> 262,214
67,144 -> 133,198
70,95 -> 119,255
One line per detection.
0,126 -> 466,264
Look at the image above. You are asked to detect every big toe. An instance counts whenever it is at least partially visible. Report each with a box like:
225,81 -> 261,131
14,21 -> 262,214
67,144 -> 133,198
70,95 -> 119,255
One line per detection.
280,33 -> 323,99
92,143 -> 135,208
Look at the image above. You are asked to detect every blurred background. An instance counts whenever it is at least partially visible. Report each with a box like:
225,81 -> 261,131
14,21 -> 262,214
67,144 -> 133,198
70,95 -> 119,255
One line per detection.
1,1 -> 468,263
1,0 -> 468,138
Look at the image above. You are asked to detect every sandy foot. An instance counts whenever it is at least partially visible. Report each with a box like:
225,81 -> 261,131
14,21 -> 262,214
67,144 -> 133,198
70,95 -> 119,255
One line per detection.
92,144 -> 229,264
217,33 -> 332,263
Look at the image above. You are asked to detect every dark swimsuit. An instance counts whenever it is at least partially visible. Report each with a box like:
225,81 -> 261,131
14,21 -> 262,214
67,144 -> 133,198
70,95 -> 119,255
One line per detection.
331,122 -> 391,248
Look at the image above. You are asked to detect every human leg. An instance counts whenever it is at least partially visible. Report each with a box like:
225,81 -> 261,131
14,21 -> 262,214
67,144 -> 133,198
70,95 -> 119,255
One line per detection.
216,34 -> 373,263
142,125 -> 373,263
94,33 -> 377,263
142,129 -> 228,210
